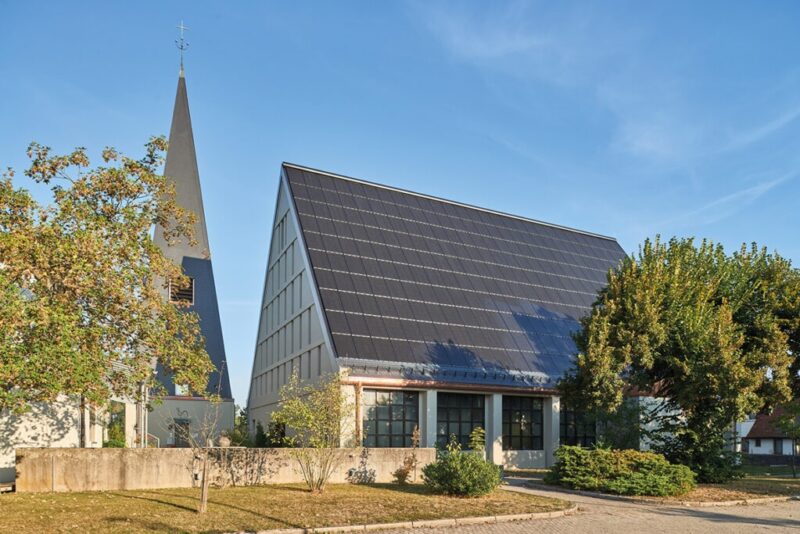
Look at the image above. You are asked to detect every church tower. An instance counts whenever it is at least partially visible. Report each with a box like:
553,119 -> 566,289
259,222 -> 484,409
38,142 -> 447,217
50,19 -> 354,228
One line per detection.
148,31 -> 234,446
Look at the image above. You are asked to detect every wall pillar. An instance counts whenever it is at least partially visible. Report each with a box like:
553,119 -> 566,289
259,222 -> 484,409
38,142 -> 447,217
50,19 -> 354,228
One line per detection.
340,384 -> 358,447
486,393 -> 503,465
543,395 -> 560,466
421,389 -> 438,448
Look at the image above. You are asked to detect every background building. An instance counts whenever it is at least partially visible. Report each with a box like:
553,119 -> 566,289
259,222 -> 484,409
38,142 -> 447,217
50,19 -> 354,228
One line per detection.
150,69 -> 234,446
247,164 -> 625,468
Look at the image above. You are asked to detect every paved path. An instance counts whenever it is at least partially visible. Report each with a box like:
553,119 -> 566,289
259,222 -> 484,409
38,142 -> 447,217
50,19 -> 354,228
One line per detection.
382,479 -> 800,534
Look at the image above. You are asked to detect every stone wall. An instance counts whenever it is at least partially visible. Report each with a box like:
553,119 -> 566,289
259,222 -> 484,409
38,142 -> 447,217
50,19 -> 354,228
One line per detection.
15,446 -> 436,493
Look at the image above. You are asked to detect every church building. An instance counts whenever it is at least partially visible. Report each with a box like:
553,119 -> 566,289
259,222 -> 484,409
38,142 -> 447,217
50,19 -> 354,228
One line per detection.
149,65 -> 235,446
247,164 -> 625,468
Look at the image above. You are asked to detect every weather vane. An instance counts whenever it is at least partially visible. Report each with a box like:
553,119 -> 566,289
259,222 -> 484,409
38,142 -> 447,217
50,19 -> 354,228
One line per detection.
176,21 -> 189,75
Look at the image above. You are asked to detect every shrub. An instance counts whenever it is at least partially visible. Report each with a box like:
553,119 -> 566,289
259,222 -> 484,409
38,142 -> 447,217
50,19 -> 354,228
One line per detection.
393,426 -> 420,484
545,446 -> 696,497
422,437 -> 502,497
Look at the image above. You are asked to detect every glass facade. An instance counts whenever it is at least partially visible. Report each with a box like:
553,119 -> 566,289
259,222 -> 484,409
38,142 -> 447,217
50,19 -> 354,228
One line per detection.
362,389 -> 419,447
502,396 -> 544,450
560,408 -> 596,447
437,393 -> 485,448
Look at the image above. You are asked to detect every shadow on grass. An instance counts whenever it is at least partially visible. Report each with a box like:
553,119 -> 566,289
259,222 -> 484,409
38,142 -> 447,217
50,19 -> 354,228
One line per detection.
118,489 -> 301,528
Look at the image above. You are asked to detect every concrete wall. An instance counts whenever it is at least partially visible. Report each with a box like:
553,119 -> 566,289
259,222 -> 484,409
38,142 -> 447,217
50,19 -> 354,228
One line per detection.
15,446 -> 436,493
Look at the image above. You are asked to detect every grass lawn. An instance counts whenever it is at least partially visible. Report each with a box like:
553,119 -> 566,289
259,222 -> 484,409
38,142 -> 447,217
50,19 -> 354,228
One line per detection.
740,463 -> 798,478
0,483 -> 569,534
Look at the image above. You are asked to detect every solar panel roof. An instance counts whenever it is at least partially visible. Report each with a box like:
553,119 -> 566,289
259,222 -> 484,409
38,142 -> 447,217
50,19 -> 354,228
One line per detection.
284,163 -> 626,389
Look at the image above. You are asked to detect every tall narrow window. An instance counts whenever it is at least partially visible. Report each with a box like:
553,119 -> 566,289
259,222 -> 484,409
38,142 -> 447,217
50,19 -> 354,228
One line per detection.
169,277 -> 195,304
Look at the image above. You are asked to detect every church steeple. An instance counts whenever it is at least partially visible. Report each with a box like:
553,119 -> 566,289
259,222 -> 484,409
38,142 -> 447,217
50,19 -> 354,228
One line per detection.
153,48 -> 232,400
154,72 -> 211,260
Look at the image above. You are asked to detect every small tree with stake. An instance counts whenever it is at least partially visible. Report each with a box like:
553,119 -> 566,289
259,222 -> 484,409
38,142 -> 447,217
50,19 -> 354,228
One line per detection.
169,392 -> 225,513
271,372 -> 351,493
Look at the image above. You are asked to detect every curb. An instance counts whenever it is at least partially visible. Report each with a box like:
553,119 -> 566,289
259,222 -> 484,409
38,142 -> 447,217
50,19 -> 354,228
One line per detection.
249,504 -> 578,533
522,481 -> 800,508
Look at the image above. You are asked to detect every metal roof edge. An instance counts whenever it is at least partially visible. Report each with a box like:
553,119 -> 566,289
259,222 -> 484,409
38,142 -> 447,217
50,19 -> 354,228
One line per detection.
282,162 -> 619,243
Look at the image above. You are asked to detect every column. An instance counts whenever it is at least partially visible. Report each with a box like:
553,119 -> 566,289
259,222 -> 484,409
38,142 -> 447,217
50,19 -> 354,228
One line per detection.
543,395 -> 560,466
339,383 -> 358,447
486,393 -> 503,465
421,389 -> 438,448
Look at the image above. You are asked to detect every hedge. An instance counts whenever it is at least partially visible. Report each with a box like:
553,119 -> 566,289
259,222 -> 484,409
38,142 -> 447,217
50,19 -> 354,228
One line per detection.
544,446 -> 696,496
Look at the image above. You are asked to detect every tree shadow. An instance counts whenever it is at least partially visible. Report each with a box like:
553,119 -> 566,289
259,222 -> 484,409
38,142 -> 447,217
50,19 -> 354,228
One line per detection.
2,399 -> 78,483
653,504 -> 800,529
144,489 -> 302,528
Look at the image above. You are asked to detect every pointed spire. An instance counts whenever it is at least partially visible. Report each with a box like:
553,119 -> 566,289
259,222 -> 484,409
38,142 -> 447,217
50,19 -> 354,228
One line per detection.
176,21 -> 189,78
154,72 -> 211,261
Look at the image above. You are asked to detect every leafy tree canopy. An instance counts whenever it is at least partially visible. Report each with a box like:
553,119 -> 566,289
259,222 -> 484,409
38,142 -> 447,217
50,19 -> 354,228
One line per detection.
560,237 -> 800,479
0,138 -> 213,413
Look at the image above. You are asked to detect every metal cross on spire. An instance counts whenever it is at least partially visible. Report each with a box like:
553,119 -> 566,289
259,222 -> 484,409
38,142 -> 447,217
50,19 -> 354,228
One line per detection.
176,21 -> 189,76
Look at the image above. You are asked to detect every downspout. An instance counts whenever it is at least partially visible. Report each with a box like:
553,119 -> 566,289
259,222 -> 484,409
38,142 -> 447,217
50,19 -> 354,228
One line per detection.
79,396 -> 86,448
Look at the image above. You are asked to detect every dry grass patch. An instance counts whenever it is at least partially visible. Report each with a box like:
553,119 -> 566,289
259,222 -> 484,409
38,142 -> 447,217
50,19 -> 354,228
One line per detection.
0,483 -> 569,534
656,474 -> 800,502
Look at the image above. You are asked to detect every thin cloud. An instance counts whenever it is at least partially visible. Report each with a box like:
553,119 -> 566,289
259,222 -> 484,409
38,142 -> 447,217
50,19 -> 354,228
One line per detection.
724,104 -> 800,152
415,1 -> 547,61
661,173 -> 794,227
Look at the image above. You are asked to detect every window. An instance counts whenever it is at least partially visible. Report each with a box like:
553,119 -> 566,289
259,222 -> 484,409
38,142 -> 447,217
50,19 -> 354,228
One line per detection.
774,438 -> 783,455
172,419 -> 191,448
560,408 -> 596,447
503,396 -> 543,450
362,389 -> 419,447
755,438 -> 762,447
169,277 -> 195,304
437,393 -> 484,449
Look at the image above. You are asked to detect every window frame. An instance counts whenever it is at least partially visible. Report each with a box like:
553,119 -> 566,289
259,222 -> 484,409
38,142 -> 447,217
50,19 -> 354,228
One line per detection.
436,392 -> 485,449
559,407 -> 597,447
169,277 -> 195,305
361,389 -> 420,448
502,395 -> 544,451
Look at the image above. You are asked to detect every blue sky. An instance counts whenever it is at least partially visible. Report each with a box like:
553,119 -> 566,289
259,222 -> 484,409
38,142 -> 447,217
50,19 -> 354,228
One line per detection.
2,1 -> 799,404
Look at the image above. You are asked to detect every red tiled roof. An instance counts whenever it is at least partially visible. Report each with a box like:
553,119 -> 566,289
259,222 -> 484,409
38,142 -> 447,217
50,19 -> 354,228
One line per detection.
745,407 -> 792,439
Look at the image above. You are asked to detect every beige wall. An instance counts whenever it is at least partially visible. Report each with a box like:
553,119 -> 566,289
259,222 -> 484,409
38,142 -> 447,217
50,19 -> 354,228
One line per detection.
15,446 -> 436,493
148,398 -> 235,447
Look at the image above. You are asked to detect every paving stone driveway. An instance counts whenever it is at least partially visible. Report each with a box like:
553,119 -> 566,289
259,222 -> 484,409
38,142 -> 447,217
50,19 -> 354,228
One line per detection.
383,480 -> 800,534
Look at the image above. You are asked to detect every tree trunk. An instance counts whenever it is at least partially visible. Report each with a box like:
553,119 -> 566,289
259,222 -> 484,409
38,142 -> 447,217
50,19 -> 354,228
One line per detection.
792,439 -> 797,479
198,449 -> 210,513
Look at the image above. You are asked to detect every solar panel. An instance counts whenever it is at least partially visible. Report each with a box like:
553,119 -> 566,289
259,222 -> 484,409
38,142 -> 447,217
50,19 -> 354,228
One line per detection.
286,165 -> 626,387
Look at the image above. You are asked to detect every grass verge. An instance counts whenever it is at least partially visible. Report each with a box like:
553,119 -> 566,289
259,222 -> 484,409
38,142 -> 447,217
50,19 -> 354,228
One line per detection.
0,483 -> 569,534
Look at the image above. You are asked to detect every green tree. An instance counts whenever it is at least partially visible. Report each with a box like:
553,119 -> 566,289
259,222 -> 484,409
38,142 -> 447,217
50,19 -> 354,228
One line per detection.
0,139 -> 213,414
271,372 -> 351,493
560,237 -> 798,482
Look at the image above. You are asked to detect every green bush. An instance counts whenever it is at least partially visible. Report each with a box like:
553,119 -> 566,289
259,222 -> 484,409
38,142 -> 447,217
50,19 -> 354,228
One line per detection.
545,446 -> 696,496
422,437 -> 502,497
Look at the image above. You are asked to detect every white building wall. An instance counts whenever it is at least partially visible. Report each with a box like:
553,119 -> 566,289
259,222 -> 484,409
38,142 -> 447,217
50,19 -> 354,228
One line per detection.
247,177 -> 336,433
747,437 -> 796,456
0,396 -> 118,484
